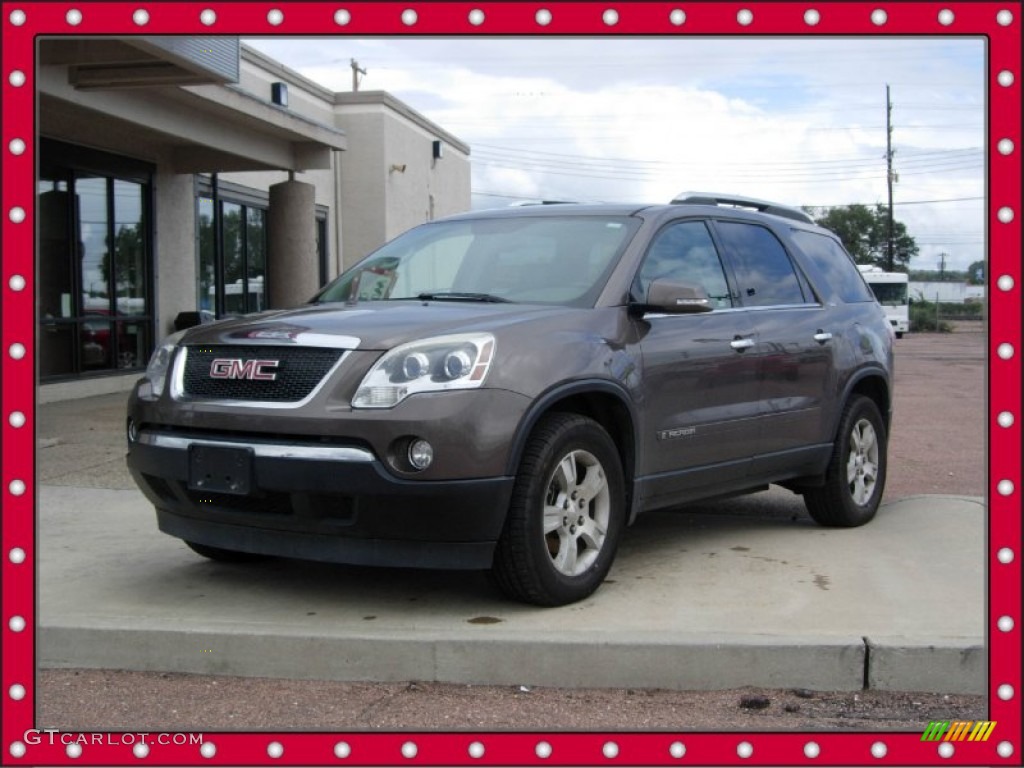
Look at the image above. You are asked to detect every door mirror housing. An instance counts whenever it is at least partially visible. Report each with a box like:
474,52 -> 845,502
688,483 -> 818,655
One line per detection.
634,278 -> 713,314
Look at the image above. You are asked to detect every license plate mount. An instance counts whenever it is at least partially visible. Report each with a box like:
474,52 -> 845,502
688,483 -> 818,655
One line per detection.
188,444 -> 253,495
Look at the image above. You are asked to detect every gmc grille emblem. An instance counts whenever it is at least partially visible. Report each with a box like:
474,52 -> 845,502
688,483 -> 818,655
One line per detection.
209,358 -> 280,381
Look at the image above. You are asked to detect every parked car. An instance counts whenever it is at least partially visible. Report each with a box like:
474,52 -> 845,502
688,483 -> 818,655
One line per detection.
126,193 -> 894,606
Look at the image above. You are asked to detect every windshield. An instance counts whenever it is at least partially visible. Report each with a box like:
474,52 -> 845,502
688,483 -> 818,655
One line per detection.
867,282 -> 908,306
315,215 -> 640,307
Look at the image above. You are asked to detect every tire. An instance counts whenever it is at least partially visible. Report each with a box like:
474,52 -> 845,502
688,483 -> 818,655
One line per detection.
804,395 -> 887,527
896,332 -> 904,339
492,413 -> 625,606
185,540 -> 268,562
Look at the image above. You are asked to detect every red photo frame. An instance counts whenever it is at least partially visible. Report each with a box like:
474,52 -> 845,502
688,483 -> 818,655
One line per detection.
2,2 -> 1020,765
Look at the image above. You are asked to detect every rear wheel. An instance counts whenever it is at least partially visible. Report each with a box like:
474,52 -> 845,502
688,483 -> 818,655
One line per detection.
185,540 -> 268,562
804,395 -> 887,527
492,413 -> 625,606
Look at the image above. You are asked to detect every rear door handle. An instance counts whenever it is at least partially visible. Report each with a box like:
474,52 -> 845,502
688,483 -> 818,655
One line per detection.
813,331 -> 833,344
730,337 -> 756,351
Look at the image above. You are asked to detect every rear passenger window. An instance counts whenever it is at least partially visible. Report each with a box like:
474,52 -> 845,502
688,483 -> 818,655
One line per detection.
789,230 -> 876,303
635,221 -> 733,308
715,221 -> 806,307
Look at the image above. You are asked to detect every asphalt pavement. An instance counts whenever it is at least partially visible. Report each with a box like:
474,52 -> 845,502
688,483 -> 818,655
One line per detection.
34,391 -> 985,695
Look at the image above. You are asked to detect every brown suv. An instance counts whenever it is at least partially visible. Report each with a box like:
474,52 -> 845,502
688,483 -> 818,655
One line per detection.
126,194 -> 894,605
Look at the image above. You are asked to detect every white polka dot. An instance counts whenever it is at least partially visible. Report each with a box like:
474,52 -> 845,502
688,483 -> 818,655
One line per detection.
468,9 -> 484,26
9,70 -> 26,87
9,207 -> 25,224
199,8 -> 216,25
998,343 -> 1015,360
603,741 -> 619,758
9,9 -> 26,25
997,615 -> 1014,632
9,742 -> 26,758
334,9 -> 351,25
997,275 -> 1015,291
9,547 -> 26,563
200,742 -> 216,758
804,9 -> 820,25
997,547 -> 1015,564
8,684 -> 25,700
669,9 -> 686,25
401,8 -> 417,25
536,9 -> 552,26
998,70 -> 1015,87
998,479 -> 1015,496
938,741 -> 954,758
9,342 -> 26,360
997,741 -> 1014,758
468,741 -> 485,758
9,274 -> 26,291
871,9 -> 887,25
334,741 -> 351,758
997,411 -> 1015,427
9,479 -> 26,496
737,9 -> 753,25
603,9 -> 618,26
267,741 -> 284,758
9,616 -> 26,632
997,683 -> 1014,700
871,741 -> 887,758
401,742 -> 417,759
267,9 -> 283,25
996,9 -> 1014,25
536,741 -> 552,759
998,206 -> 1015,223
133,8 -> 149,25
997,139 -> 1014,155
67,743 -> 82,758
8,138 -> 25,156
938,9 -> 954,25
133,743 -> 149,758
65,8 -> 82,25
669,742 -> 686,758
737,741 -> 753,758
9,411 -> 26,428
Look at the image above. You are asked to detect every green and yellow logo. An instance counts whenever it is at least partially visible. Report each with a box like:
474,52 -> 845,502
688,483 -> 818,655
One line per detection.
921,721 -> 997,742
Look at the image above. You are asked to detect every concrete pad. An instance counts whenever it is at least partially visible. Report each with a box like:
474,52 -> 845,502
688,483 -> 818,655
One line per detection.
37,486 -> 985,693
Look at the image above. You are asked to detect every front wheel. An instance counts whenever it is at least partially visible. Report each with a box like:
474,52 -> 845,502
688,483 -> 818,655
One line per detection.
492,413 -> 625,606
804,395 -> 887,527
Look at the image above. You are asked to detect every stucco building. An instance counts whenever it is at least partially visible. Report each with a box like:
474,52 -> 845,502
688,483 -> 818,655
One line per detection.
37,37 -> 470,401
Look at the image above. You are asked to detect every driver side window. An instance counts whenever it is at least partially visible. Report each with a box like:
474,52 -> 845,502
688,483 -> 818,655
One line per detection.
634,221 -> 733,309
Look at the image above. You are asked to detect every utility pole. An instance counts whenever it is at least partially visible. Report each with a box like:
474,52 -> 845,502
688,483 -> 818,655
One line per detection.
351,59 -> 367,92
885,84 -> 896,272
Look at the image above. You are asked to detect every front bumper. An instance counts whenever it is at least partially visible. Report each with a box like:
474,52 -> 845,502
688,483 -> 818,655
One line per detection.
127,430 -> 514,570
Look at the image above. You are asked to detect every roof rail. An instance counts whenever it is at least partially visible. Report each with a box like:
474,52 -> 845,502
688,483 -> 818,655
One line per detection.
670,191 -> 815,225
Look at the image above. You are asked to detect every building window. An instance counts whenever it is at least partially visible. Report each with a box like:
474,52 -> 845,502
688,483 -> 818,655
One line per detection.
196,179 -> 268,316
38,139 -> 153,380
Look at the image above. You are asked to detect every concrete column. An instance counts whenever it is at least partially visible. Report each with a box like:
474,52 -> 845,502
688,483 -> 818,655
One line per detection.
267,179 -> 317,309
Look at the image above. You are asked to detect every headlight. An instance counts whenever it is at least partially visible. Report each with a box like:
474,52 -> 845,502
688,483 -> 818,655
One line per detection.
139,330 -> 186,399
352,333 -> 496,409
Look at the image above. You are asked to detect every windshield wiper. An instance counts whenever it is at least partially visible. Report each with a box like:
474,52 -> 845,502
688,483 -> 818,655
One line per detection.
416,292 -> 511,303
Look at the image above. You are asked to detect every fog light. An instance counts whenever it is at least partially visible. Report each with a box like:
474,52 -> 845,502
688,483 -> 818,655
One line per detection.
408,439 -> 434,471
126,417 -> 138,443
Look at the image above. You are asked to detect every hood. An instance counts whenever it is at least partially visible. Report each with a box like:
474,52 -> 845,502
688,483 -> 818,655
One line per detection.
177,301 -> 576,351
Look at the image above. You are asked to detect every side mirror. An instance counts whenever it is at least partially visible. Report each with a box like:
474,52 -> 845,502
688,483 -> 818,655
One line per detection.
636,278 -> 713,314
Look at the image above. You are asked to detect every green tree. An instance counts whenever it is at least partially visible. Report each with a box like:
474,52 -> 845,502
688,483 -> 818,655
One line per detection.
966,260 -> 985,285
806,203 -> 919,272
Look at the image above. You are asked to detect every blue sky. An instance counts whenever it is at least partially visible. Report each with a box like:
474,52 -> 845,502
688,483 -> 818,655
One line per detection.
244,36 -> 986,272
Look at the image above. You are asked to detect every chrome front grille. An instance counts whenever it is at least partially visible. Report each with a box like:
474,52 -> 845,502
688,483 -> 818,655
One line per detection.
178,345 -> 345,403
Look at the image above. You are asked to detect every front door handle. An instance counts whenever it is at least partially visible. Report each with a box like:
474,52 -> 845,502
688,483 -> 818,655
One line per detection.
813,331 -> 833,344
730,337 -> 756,351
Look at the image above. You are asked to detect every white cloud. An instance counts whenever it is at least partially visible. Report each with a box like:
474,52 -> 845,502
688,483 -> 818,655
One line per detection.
245,37 -> 985,271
